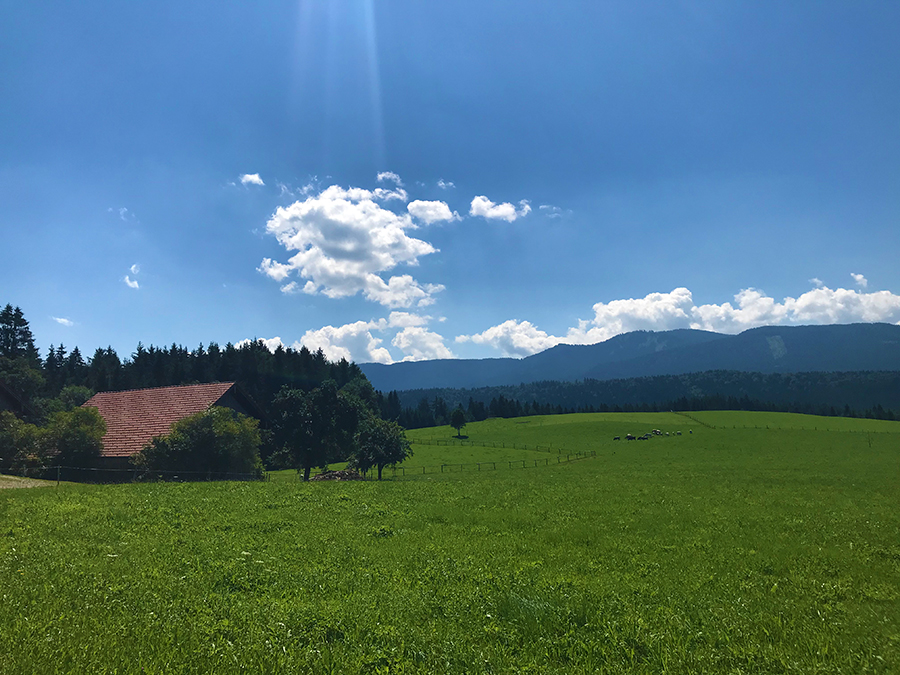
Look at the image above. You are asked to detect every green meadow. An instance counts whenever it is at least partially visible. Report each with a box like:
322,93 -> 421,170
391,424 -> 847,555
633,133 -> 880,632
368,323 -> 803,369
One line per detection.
1,412 -> 898,674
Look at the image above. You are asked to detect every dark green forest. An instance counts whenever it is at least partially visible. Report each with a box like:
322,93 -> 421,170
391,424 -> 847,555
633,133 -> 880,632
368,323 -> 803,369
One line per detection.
389,370 -> 900,428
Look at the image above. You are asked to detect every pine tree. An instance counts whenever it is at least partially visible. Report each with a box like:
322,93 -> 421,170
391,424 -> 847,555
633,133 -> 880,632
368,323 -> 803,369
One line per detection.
0,304 -> 40,366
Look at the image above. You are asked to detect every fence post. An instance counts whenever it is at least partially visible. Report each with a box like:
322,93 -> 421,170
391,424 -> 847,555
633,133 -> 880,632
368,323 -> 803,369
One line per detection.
56,466 -> 60,487
478,463 -> 481,471
492,462 -> 496,470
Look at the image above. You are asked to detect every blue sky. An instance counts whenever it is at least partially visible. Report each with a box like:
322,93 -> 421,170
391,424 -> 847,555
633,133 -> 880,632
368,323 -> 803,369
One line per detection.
3,1 -> 899,364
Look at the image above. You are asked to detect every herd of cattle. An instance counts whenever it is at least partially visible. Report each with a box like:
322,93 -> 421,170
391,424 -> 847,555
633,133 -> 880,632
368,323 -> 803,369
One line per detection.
612,429 -> 690,441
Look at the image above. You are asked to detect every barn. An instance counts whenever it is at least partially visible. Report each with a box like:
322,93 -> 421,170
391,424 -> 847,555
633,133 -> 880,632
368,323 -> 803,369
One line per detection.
82,382 -> 264,470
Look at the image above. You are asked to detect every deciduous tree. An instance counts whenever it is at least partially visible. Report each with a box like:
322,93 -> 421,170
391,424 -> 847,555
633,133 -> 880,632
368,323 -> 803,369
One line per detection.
272,380 -> 359,481
352,416 -> 411,480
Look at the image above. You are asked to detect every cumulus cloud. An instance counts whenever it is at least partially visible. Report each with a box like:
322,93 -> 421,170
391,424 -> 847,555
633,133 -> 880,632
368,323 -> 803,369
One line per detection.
810,278 -> 824,288
437,179 -> 455,190
388,311 -> 430,328
461,281 -> 900,357
407,200 -> 460,224
240,173 -> 265,186
392,326 -> 455,362
300,321 -> 394,364
469,196 -> 532,222
130,263 -> 140,275
258,184 -> 442,307
235,336 -> 287,352
123,275 -> 139,289
240,309 -> 451,364
52,317 -> 74,327
851,273 -> 868,288
456,319 -> 562,357
363,275 -> 445,309
376,171 -> 403,187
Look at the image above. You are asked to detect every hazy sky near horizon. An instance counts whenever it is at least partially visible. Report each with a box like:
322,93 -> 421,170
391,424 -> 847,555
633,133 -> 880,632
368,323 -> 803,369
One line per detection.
3,1 -> 899,364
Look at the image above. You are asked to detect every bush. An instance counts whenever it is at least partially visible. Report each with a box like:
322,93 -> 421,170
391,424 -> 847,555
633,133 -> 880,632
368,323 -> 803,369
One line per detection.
47,406 -> 106,467
133,406 -> 263,478
0,411 -> 51,474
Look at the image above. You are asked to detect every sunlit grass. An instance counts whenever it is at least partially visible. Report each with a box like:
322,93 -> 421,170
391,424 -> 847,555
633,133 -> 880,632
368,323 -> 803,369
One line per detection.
1,411 -> 898,673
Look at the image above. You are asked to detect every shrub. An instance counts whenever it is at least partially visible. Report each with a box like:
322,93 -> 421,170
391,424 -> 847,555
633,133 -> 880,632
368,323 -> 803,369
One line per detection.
133,406 -> 263,478
0,411 -> 51,473
47,406 -> 106,467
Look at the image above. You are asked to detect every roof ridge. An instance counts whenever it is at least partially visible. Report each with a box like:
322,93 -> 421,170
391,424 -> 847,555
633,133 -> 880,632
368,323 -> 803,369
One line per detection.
87,381 -> 235,397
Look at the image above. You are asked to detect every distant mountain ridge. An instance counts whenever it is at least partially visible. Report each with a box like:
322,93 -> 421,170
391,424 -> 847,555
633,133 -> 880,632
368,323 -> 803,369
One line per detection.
359,323 -> 900,393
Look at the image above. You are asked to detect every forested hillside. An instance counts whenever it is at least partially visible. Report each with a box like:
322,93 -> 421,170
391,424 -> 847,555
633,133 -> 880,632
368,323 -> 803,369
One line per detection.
387,370 -> 900,428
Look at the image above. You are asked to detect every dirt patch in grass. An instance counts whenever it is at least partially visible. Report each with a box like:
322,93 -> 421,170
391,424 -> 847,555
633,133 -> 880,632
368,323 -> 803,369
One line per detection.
0,474 -> 55,489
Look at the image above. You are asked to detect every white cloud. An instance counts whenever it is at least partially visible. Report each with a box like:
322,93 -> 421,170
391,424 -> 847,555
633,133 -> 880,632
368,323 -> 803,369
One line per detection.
300,320 -> 393,364
810,277 -> 824,288
363,274 -> 445,309
388,311 -> 430,328
376,171 -> 403,187
108,207 -> 132,221
457,319 -> 562,357
783,286 -> 900,324
407,200 -> 460,224
372,186 -> 409,202
240,310 -> 445,365
851,272 -> 868,288
123,275 -> 139,289
691,288 -> 789,333
52,317 -> 74,327
565,288 -> 697,344
539,204 -> 570,219
130,263 -> 140,275
392,326 -> 454,362
235,337 -> 286,352
258,184 -> 442,308
437,179 -> 455,190
469,195 -> 532,222
461,281 -> 900,357
240,173 -> 265,186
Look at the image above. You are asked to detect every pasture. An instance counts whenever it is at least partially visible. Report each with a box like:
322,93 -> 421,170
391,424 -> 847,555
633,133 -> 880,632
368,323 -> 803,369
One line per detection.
0,411 -> 898,674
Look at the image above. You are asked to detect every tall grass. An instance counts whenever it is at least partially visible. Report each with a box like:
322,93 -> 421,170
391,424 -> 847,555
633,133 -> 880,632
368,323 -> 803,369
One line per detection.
1,412 -> 897,673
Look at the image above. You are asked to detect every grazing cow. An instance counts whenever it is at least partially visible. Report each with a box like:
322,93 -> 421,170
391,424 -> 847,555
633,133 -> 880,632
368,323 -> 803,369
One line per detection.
626,434 -> 635,441
676,431 -> 681,436
613,436 -> 620,441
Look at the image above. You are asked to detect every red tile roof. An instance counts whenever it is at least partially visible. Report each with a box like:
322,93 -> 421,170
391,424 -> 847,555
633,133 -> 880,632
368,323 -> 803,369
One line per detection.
83,382 -> 237,458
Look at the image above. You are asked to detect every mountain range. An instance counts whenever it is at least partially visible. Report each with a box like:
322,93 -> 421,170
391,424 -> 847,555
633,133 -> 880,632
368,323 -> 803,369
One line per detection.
359,323 -> 900,393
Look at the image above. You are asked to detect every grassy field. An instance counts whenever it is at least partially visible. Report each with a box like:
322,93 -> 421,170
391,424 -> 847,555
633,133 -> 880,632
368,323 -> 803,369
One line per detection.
1,411 -> 898,673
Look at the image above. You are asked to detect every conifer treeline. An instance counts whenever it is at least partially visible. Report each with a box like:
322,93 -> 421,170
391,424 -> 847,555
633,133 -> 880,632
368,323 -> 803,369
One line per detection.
386,370 -> 900,428
1,304 -> 369,421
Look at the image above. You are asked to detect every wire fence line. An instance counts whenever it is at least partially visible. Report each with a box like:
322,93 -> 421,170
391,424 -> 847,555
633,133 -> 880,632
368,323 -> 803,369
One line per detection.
4,465 -> 265,485
410,438 -> 564,453
388,450 -> 596,479
670,411 -> 900,433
